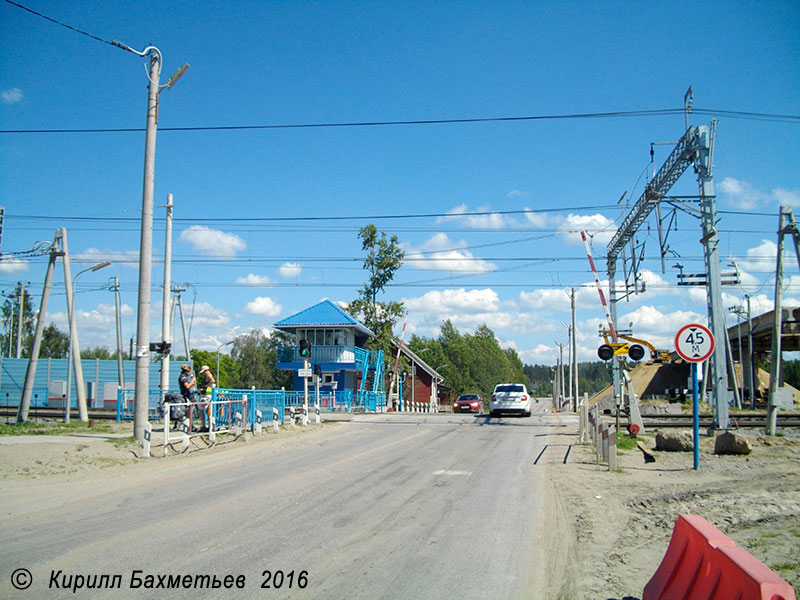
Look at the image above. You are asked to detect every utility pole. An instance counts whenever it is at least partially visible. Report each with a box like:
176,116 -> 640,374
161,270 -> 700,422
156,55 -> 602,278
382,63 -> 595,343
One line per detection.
172,285 -> 191,359
133,49 -> 161,442
606,111 -> 730,430
62,230 -> 90,422
160,194 -> 174,396
111,277 -> 124,389
18,231 -> 59,422
15,282 -> 24,359
111,37 -> 188,442
767,206 -> 800,435
571,287 -> 578,411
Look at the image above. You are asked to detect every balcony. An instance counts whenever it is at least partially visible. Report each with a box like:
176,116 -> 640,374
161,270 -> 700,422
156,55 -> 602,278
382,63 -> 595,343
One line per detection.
277,345 -> 360,369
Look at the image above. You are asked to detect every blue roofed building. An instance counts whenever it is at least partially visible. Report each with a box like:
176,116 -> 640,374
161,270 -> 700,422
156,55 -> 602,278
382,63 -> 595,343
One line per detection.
274,299 -> 385,410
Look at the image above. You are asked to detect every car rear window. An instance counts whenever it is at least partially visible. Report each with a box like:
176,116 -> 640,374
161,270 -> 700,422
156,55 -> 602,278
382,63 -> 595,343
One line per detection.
495,384 -> 524,393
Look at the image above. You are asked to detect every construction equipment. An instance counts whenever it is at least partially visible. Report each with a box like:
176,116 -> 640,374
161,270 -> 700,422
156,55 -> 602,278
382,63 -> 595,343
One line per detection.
600,328 -> 672,363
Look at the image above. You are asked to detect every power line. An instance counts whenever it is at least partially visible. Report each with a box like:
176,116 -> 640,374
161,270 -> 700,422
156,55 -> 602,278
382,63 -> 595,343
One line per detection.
4,0 -> 120,48
3,108 -> 798,136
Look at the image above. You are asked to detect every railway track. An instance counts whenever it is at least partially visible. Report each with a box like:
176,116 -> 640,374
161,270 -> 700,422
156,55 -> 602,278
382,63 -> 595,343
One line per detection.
1,407 -> 120,421
638,412 -> 800,429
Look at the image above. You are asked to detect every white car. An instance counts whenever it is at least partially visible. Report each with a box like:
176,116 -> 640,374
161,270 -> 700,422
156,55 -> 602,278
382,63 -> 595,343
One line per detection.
490,383 -> 531,417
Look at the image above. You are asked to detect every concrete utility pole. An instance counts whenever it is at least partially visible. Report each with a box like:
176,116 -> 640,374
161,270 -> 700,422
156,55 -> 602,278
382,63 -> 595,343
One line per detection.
133,49 -> 162,442
160,194 -> 174,397
111,277 -> 125,389
18,231 -> 60,422
767,206 -> 800,435
15,282 -> 24,359
746,295 -> 755,409
571,287 -> 578,411
62,231 -> 92,422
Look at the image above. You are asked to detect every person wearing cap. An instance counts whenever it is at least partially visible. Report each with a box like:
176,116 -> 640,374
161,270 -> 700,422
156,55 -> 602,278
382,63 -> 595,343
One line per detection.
198,365 -> 215,396
178,364 -> 196,400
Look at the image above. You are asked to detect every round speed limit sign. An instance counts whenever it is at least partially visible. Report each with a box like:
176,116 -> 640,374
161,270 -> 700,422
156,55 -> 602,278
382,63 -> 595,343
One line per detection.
674,323 -> 715,363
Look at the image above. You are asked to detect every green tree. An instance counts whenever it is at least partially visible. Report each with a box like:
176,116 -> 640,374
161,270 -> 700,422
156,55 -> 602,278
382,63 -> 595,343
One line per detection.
1,283 -> 36,357
81,346 -> 113,359
39,323 -> 69,358
227,330 -> 293,390
347,224 -> 405,363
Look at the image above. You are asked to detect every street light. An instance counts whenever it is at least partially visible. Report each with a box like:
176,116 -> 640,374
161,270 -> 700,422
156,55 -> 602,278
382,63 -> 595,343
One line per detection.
65,261 -> 111,423
110,40 -> 190,441
216,341 -> 234,388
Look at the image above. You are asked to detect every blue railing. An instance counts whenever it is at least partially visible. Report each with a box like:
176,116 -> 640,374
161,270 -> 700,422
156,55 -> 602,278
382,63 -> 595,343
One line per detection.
117,387 -> 385,422
277,345 -> 357,364
116,388 -> 174,421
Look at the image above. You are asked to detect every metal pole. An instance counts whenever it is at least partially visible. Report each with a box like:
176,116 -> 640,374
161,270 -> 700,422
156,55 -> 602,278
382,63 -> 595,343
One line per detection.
697,121 -> 730,430
303,357 -> 309,425
134,49 -> 162,442
746,295 -> 755,409
692,362 -> 699,470
160,193 -> 173,397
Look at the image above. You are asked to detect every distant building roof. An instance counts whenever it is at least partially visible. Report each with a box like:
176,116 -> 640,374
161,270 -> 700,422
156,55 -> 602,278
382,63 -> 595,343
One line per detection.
273,299 -> 374,337
390,340 -> 444,382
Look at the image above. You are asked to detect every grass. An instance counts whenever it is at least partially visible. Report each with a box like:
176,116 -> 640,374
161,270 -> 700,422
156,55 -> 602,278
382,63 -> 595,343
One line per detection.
106,436 -> 136,448
0,421 -> 113,436
616,435 -> 639,451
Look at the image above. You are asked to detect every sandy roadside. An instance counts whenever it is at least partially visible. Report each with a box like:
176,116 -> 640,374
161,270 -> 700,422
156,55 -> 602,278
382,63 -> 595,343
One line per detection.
544,427 -> 800,599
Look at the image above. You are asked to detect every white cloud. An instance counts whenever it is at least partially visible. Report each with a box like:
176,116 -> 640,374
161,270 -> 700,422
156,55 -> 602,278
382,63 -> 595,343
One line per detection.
404,233 -> 496,273
279,262 -> 302,279
1,88 -> 23,104
719,177 -> 800,210
739,240 -> 777,273
79,247 -> 140,269
558,213 -> 617,245
506,190 -> 529,199
244,296 -> 282,316
617,305 -> 705,349
403,288 -> 501,314
0,257 -> 28,274
436,204 -> 516,229
179,226 -> 246,257
523,209 -> 549,229
236,273 -> 273,286
183,302 -> 231,329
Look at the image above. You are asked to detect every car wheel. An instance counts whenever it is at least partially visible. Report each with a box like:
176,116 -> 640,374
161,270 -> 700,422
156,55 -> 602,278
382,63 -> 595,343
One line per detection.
490,410 -> 497,418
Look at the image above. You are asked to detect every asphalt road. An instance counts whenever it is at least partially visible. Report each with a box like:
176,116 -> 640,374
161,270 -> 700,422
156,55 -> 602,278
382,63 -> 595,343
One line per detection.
1,404 -> 576,599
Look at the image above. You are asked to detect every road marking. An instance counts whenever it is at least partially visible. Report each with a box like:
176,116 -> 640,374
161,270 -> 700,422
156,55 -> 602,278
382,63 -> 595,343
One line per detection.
433,469 -> 471,476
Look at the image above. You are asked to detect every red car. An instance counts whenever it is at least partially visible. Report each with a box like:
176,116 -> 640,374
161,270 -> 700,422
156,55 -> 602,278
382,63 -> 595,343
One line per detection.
454,394 -> 483,413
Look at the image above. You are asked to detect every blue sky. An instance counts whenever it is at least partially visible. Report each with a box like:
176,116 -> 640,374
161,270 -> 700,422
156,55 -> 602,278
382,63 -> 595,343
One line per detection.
1,1 -> 799,366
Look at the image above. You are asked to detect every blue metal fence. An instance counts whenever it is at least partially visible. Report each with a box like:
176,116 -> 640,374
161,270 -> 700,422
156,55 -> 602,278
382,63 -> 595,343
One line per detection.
116,386 -> 386,422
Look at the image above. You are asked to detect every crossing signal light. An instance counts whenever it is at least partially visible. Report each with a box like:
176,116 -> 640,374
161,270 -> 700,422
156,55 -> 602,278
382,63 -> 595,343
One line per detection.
299,339 -> 311,359
149,341 -> 171,354
314,363 -> 322,377
597,343 -> 645,361
598,344 -> 614,361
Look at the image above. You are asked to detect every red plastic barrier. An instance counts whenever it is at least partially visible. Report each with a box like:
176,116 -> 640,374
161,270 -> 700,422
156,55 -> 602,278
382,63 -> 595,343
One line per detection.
643,514 -> 796,600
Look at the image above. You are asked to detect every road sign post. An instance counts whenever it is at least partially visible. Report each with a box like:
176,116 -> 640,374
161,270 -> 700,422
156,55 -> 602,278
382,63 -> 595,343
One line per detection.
675,324 -> 715,470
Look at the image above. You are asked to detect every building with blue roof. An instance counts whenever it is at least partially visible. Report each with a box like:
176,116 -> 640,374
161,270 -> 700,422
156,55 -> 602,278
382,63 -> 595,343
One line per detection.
274,299 -> 385,406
